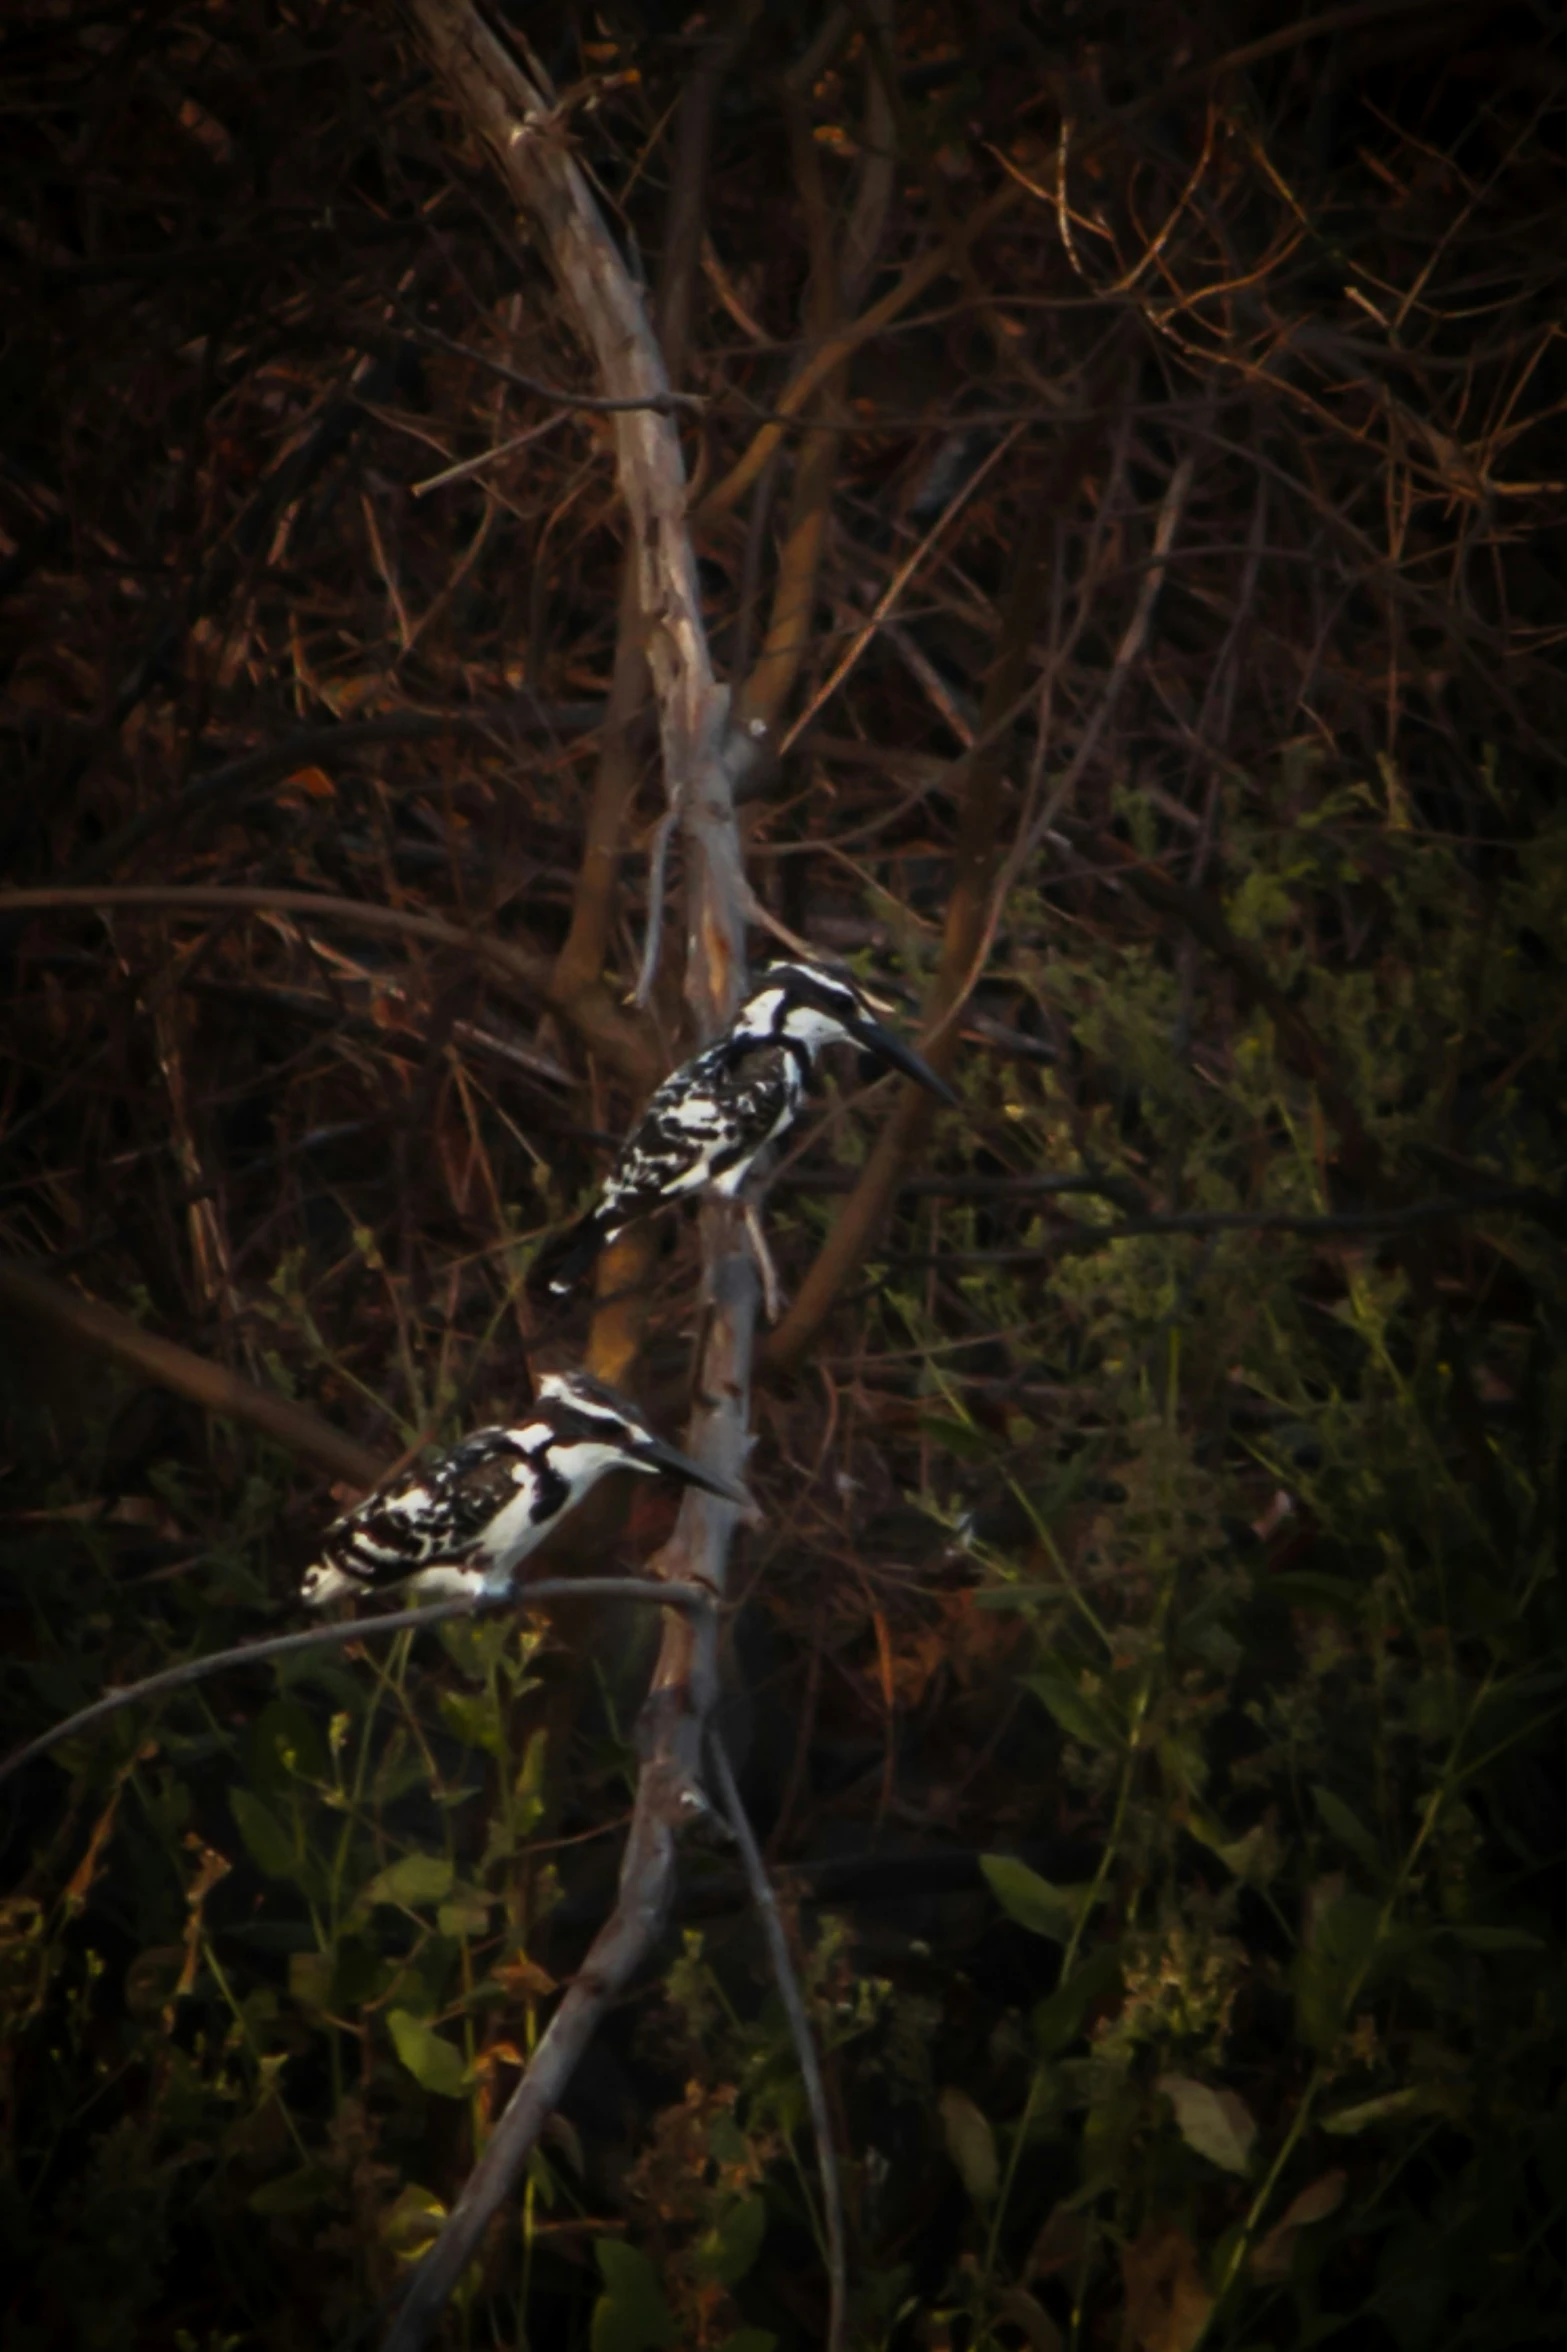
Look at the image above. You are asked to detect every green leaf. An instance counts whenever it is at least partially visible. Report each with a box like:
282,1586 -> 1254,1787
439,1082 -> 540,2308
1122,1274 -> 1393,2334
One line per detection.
229,1787 -> 299,1883
1251,2169 -> 1347,2283
1188,1812 -> 1281,1887
1292,1888 -> 1382,2053
287,1950 -> 334,2012
919,1414 -> 992,1461
1157,2074 -> 1257,2176
246,1698 -> 330,1796
439,1613 -> 515,1685
1022,1659 -> 1124,1752
722,2333 -> 778,2352
513,1727 -> 550,1841
363,1853 -> 455,1911
1265,1572 -> 1363,1616
1321,2084 -> 1429,2135
982,1854 -> 1087,1944
939,2086 -> 998,2203
381,2182 -> 447,2259
693,2192 -> 767,2287
438,1689 -> 504,1758
248,2164 -> 331,2215
1228,867 -> 1298,939
1442,1923 -> 1545,1954
1032,1946 -> 1121,2056
387,2009 -> 469,2099
592,2239 -> 676,2352
437,1893 -> 491,1939
1312,1785 -> 1382,1873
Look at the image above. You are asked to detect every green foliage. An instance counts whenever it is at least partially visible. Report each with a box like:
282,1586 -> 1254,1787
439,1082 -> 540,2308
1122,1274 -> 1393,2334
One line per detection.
848,753 -> 1567,2351
3,11 -> 1565,2343
11,742 -> 1563,2349
592,2241 -> 677,2352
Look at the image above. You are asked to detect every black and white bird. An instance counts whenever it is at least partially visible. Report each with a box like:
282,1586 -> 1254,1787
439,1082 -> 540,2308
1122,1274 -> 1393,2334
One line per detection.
528,960 -> 958,1304
299,1370 -> 749,1608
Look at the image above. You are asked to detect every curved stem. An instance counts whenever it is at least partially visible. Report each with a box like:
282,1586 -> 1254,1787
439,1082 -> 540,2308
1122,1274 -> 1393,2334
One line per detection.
0,1580 -> 715,1791
710,1729 -> 847,2352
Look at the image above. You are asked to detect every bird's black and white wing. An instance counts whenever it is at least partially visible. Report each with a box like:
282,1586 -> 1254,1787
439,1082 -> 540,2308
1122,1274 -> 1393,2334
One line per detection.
603,1039 -> 801,1214
530,1039 -> 802,1295
302,1424 -> 565,1606
528,959 -> 958,1300
299,1370 -> 752,1608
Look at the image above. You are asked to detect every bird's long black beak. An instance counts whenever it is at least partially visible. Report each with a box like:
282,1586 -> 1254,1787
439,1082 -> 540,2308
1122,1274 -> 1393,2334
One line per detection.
852,1016 -> 961,1106
627,1433 -> 753,1508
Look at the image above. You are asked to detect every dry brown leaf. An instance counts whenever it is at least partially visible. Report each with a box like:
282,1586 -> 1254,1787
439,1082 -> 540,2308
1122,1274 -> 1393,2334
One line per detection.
1251,2168 -> 1347,2282
1119,2216 -> 1214,2352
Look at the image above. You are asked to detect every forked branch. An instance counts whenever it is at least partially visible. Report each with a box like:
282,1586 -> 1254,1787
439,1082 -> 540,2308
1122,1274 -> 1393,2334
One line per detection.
391,10 -> 839,2348
0,1578 -> 716,1792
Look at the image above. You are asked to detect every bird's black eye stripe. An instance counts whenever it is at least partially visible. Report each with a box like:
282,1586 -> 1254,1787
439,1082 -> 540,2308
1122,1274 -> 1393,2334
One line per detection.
528,1456 -> 570,1526
544,1401 -> 638,1448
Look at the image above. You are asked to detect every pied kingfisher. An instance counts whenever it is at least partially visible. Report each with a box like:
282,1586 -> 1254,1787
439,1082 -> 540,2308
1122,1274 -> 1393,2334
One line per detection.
299,1370 -> 749,1607
528,960 -> 958,1301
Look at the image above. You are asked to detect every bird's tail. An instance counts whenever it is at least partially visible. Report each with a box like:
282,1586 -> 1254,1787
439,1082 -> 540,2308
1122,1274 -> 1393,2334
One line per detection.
527,1208 -> 610,1300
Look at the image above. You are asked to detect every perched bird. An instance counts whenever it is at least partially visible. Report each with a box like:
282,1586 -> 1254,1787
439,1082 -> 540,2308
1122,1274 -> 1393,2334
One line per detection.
529,960 -> 958,1303
299,1370 -> 749,1608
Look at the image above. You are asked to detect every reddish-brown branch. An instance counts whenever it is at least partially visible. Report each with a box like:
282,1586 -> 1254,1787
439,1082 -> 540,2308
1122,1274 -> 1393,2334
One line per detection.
0,1256 -> 388,1490
387,12 -> 791,2348
762,495 -> 1059,1373
0,885 -> 552,1002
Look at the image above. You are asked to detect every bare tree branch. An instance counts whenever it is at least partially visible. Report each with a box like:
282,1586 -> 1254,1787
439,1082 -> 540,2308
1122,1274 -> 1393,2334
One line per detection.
694,0 -> 1454,526
389,11 -> 760,2343
882,1188 -> 1564,1265
0,1578 -> 716,1792
0,1255 -> 388,1489
694,178 -> 1025,527
401,316 -> 706,413
734,12 -> 896,752
551,560 -> 664,1091
68,704 -> 602,880
710,1729 -> 847,2352
0,885 -> 552,1002
762,485 -> 1060,1373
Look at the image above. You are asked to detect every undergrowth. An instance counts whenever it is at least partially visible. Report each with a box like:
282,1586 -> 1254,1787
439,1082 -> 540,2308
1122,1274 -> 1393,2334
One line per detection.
4,765 -> 1564,2350
2,3 -> 1565,2346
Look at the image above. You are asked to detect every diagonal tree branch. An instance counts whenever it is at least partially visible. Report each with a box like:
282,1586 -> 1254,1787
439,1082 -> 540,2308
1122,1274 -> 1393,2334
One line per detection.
710,1728 -> 848,2352
0,1255 -> 388,1489
693,0 -> 1454,529
733,6 -> 895,757
0,1578 -> 717,1792
388,11 -> 764,2345
0,884 -> 552,1002
761,480 -> 1061,1373
558,3 -> 759,1373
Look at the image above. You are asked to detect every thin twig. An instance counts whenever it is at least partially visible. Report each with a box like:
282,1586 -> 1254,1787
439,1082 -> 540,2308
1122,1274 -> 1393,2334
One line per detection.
777,419 -> 1027,755
61,705 -> 601,881
393,15 -> 759,2349
410,409 -> 570,494
0,885 -> 552,998
382,1637 -> 707,2352
709,1729 -> 847,2352
0,1256 -> 389,1488
405,316 -> 707,414
886,1187 -> 1564,1262
0,1579 -> 717,1791
633,804 -> 679,1007
1017,447 -> 1196,865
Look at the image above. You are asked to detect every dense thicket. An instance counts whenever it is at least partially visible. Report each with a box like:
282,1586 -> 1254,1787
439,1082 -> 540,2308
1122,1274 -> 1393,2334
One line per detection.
2,4 -> 1566,2347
